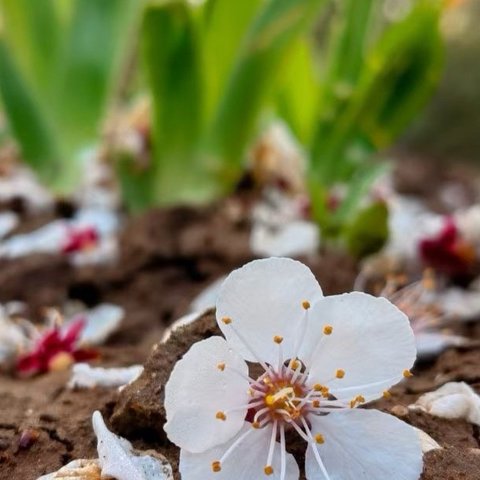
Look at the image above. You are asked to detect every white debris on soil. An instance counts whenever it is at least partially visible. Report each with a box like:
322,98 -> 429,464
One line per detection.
93,411 -> 173,480
0,207 -> 121,266
249,121 -> 306,193
414,427 -> 442,453
0,304 -> 28,369
37,412 -> 173,480
410,382 -> 480,426
0,165 -> 54,212
250,188 -> 319,258
68,304 -> 124,346
416,331 -> 472,359
68,363 -> 143,389
0,211 -> 18,239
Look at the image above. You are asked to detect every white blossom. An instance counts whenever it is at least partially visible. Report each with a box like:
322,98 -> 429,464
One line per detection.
164,258 -> 422,479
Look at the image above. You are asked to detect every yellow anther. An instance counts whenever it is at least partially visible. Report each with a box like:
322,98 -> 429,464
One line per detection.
383,390 -> 392,399
265,395 -> 275,407
212,461 -> 222,472
335,369 -> 345,379
323,325 -> 333,335
252,421 -> 261,429
315,434 -> 325,444
263,376 -> 272,385
273,335 -> 284,344
349,395 -> 365,408
289,359 -> 300,370
403,369 -> 413,378
264,465 -> 274,475
217,362 -> 226,371
312,399 -> 320,408
313,384 -> 323,392
302,300 -> 311,310
215,411 -> 227,421
222,317 -> 232,325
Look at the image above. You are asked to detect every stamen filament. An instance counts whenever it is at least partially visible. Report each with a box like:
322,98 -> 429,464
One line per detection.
219,426 -> 254,464
265,421 -> 278,474
301,417 -> 332,480
224,321 -> 273,375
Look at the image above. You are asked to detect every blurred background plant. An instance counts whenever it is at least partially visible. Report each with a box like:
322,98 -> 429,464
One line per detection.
0,0 -> 472,258
0,0 -> 141,192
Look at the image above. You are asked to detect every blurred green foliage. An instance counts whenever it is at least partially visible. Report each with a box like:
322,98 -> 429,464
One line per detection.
0,0 -> 141,192
0,0 -> 445,236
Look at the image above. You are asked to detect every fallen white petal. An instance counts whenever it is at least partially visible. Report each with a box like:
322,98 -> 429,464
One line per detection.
70,236 -> 118,267
410,382 -> 480,425
93,411 -> 173,480
72,207 -> 120,237
438,288 -> 480,321
68,363 -> 143,389
36,459 -> 101,479
414,427 -> 442,453
0,308 -> 28,368
69,304 -> 124,346
0,220 -> 67,258
250,220 -> 319,258
0,211 -> 18,239
416,331 -> 471,360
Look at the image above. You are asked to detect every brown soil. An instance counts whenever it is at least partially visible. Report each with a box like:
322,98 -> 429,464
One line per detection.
1,167 -> 479,479
0,200 -> 358,479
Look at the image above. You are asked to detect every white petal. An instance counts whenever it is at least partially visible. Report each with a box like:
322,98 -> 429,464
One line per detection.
68,363 -> 143,389
0,220 -> 66,258
416,331 -> 469,360
164,336 -> 250,453
410,382 -> 480,426
36,459 -> 101,480
93,411 -> 173,479
73,304 -> 124,346
250,220 -> 320,258
216,258 -> 323,365
305,293 -> 416,401
438,287 -> 480,321
306,409 -> 422,480
180,423 -> 299,480
0,211 -> 18,239
414,427 -> 441,453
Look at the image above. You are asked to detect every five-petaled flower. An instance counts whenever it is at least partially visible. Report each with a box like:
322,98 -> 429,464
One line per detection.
164,257 -> 422,479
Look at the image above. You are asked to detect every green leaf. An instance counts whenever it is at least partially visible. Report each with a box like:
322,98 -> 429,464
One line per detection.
207,0 -> 326,185
0,40 -> 62,185
141,1 -> 219,205
344,200 -> 389,259
275,37 -> 320,144
54,0 -> 140,150
0,0 -> 61,98
200,0 -> 262,121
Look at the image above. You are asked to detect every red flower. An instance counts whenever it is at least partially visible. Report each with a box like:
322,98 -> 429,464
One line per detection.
419,218 -> 477,278
16,318 -> 98,376
61,226 -> 99,254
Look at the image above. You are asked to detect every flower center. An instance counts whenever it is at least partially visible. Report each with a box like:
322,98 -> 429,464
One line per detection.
263,377 -> 306,420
